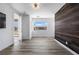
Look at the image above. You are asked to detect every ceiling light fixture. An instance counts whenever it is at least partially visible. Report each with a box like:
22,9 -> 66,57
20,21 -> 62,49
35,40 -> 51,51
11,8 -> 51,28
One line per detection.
32,3 -> 40,10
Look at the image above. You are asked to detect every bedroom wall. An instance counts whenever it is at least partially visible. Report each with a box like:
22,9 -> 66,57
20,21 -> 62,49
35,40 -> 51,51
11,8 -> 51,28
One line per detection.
0,4 -> 14,51
0,3 -> 22,51
55,3 -> 79,53
32,17 -> 55,38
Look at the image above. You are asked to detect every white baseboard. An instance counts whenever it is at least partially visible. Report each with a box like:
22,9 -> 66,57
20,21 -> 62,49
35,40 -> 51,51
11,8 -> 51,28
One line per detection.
32,36 -> 54,38
54,39 -> 78,55
0,42 -> 13,51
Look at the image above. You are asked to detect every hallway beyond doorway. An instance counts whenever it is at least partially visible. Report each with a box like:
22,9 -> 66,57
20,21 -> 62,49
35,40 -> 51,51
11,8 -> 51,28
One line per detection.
0,37 -> 72,55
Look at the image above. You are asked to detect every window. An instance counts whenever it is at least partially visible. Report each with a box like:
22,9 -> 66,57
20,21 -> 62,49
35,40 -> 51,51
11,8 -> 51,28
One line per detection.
33,21 -> 48,30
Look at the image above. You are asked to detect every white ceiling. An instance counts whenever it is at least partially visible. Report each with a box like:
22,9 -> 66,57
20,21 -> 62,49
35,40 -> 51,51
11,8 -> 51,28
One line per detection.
11,3 -> 65,18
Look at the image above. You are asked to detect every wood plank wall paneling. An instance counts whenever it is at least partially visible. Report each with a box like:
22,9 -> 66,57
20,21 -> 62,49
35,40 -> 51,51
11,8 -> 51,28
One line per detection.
55,3 -> 79,54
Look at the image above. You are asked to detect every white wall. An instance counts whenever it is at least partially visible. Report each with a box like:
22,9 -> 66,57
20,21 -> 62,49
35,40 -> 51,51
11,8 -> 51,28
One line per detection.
22,14 -> 30,39
0,4 -> 14,51
32,16 -> 55,38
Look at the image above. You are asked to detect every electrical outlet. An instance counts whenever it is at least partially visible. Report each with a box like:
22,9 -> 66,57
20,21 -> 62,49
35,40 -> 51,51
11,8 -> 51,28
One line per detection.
66,41 -> 68,45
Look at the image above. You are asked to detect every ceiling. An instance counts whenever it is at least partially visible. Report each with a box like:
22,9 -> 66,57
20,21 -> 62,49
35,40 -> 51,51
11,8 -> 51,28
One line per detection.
11,3 -> 65,18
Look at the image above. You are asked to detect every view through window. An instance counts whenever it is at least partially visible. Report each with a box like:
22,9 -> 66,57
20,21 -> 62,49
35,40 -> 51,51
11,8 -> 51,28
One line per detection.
33,21 -> 48,30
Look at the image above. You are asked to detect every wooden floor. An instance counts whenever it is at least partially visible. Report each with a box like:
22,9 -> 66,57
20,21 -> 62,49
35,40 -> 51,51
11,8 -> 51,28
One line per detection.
0,37 -> 72,55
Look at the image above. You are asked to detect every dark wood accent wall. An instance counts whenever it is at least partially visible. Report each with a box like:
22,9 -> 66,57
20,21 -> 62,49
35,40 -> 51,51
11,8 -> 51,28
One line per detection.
55,3 -> 79,54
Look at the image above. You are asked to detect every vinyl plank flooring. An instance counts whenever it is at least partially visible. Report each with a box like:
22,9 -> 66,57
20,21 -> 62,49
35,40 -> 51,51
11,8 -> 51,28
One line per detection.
0,37 -> 72,55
